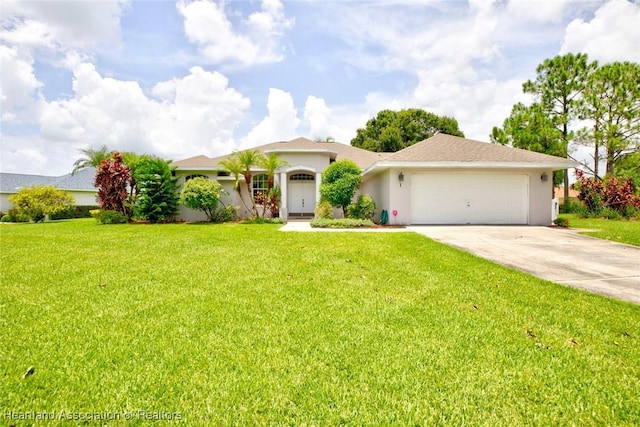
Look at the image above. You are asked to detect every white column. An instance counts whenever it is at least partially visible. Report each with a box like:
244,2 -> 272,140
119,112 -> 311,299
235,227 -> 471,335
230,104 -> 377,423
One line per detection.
280,172 -> 288,218
315,172 -> 322,207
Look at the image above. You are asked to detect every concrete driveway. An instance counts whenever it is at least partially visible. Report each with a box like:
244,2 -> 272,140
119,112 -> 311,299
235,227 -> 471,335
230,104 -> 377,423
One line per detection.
409,226 -> 640,305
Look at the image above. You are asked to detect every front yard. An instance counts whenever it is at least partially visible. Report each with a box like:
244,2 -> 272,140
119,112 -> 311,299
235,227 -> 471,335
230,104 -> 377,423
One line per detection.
1,220 -> 639,425
561,214 -> 640,246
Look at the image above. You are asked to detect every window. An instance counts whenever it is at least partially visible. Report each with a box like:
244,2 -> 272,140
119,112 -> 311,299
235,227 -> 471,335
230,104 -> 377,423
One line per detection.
289,173 -> 315,181
252,174 -> 268,197
185,174 -> 208,182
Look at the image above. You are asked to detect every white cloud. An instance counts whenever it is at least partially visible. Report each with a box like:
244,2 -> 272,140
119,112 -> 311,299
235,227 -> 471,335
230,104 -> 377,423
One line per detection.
0,0 -> 129,124
407,68 -> 527,141
328,2 -> 521,142
506,0 -> 569,23
303,96 -> 331,139
0,146 -> 48,174
0,45 -> 42,120
338,1 -> 502,73
177,0 -> 293,66
147,66 -> 250,156
0,18 -> 55,50
561,0 -> 640,63
39,64 -> 250,163
0,0 -> 127,50
240,88 -> 300,148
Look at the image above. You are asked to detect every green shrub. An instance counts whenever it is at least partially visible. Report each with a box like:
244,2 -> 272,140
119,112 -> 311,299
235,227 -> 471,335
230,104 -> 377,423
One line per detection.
553,217 -> 569,228
559,199 -> 584,214
319,159 -> 362,215
314,200 -> 333,219
621,205 -> 639,219
347,194 -> 376,220
210,205 -> 238,223
91,209 -> 128,224
0,208 -> 31,223
50,205 -> 99,220
8,185 -> 75,222
131,156 -> 179,223
310,218 -> 375,228
599,208 -> 623,220
180,177 -> 225,222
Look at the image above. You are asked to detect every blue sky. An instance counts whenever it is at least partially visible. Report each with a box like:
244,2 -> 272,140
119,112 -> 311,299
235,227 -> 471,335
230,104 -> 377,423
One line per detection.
1,0 -> 639,175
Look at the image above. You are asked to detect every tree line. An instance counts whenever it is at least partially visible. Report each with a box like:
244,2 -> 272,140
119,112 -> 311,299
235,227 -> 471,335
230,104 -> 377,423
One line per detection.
491,53 -> 640,202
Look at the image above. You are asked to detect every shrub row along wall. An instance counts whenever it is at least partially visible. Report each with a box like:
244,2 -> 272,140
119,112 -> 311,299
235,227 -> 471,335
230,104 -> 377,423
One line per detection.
49,205 -> 99,220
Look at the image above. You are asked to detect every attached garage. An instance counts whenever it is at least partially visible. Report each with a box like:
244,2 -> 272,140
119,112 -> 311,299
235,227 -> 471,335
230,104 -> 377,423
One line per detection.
410,172 -> 529,224
361,134 -> 578,226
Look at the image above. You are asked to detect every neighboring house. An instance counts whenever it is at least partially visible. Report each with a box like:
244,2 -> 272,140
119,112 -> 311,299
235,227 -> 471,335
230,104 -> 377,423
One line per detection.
0,168 -> 97,212
172,134 -> 577,225
554,186 -> 580,202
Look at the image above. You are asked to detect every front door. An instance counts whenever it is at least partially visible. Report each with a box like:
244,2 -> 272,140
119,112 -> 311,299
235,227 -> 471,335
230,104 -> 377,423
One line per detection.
288,173 -> 316,216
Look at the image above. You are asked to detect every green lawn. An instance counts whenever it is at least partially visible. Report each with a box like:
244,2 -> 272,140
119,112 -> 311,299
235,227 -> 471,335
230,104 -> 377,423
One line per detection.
1,220 -> 639,425
561,214 -> 640,246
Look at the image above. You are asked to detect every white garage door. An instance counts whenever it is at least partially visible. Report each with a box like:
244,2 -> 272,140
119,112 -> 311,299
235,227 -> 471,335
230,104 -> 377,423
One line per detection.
410,173 -> 529,224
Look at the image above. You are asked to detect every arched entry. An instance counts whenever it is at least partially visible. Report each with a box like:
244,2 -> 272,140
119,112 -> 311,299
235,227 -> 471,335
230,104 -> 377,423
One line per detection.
288,173 -> 316,217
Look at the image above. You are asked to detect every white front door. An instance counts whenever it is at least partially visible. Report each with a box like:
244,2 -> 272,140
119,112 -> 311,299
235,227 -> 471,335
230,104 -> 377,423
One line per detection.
288,173 -> 316,215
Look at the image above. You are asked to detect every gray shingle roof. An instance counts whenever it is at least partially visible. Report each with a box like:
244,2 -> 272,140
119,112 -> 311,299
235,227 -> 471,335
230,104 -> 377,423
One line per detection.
171,137 -> 391,170
385,133 -> 577,165
0,168 -> 96,192
170,155 -> 217,168
169,134 -> 578,175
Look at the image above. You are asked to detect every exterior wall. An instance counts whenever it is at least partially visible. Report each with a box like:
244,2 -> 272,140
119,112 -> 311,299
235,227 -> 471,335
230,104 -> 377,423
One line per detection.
361,170 -> 391,223
359,175 -> 379,220
276,153 -> 331,172
528,169 -> 555,225
389,168 -> 412,225
72,191 -> 98,206
1,190 -> 97,212
0,194 -> 12,212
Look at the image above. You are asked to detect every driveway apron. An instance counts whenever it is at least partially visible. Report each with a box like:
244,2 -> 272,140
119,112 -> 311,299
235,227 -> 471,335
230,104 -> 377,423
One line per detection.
409,226 -> 640,305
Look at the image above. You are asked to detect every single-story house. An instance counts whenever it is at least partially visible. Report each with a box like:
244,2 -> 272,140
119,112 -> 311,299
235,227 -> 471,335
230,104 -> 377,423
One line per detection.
0,167 -> 97,212
172,134 -> 578,225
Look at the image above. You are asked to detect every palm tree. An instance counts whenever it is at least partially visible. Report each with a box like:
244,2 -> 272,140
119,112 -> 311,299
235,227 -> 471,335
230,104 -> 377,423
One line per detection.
234,149 -> 264,216
259,153 -> 290,191
219,155 -> 252,215
72,145 -> 113,175
257,153 -> 289,218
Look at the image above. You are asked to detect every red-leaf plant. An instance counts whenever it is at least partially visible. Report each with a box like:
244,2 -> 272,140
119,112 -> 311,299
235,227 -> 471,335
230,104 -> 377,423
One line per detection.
94,152 -> 133,217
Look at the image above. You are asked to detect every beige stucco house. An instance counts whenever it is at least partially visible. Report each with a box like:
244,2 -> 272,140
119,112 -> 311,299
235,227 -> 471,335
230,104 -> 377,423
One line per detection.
172,134 -> 577,225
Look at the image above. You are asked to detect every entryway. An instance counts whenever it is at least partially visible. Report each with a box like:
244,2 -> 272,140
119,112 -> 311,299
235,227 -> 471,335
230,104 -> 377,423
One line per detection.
288,173 -> 316,217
